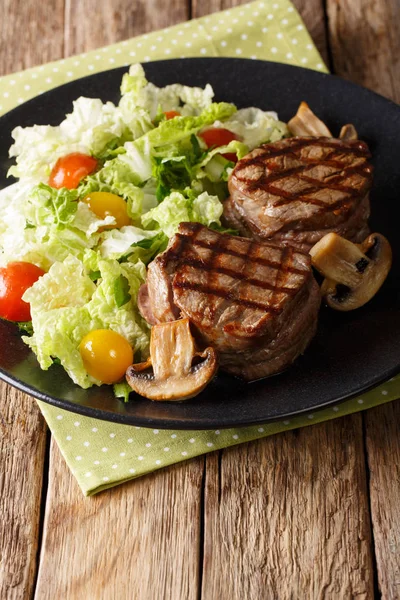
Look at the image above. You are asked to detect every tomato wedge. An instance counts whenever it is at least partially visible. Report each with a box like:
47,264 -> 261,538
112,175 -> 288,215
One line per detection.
49,153 -> 98,189
0,262 -> 46,322
164,110 -> 181,120
199,128 -> 239,163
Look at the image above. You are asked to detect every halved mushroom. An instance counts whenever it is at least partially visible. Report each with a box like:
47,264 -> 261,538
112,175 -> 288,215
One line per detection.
288,101 -> 332,137
339,123 -> 358,141
309,232 -> 392,311
126,318 -> 218,401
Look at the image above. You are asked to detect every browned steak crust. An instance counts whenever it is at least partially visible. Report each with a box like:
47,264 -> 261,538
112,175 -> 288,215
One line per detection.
226,136 -> 373,251
144,223 -> 321,380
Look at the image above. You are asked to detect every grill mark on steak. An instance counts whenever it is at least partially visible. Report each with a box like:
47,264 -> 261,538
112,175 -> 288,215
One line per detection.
175,256 -> 300,295
272,163 -> 372,207
208,234 -> 254,326
145,223 -> 321,379
269,246 -> 295,308
234,138 -> 372,211
239,137 -> 370,163
170,224 -> 305,315
173,280 -> 284,314
190,237 -> 309,276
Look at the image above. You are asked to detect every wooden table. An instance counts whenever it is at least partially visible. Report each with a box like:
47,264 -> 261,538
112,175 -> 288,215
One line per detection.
1,1 -> 399,598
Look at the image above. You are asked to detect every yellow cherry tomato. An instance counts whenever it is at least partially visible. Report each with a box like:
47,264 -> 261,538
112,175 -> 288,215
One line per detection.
79,329 -> 134,384
82,192 -> 131,229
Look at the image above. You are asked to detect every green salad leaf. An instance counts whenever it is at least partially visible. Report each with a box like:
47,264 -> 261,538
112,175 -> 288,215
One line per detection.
0,62 -> 290,393
120,63 -> 215,119
214,107 -> 289,149
113,274 -> 131,308
22,255 -> 149,388
0,182 -> 112,270
142,190 -> 223,237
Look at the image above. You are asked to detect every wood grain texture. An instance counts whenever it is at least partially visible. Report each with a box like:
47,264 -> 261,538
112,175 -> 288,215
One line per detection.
326,2 -> 400,597
1,0 -> 398,598
64,0 -> 190,56
194,2 -> 373,598
327,0 -> 400,102
192,0 -> 245,18
365,402 -> 400,600
0,0 -> 65,76
33,3 -> 201,598
34,440 -> 204,600
0,0 -> 60,595
0,387 -> 47,600
202,417 -> 374,600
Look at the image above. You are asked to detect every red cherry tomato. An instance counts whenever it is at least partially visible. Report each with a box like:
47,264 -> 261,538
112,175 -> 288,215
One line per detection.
0,262 -> 46,322
199,128 -> 239,163
48,153 -> 98,189
164,110 -> 181,120
221,152 -> 239,163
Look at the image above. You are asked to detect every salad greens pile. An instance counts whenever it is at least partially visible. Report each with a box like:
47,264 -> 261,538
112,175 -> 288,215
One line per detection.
0,63 -> 289,394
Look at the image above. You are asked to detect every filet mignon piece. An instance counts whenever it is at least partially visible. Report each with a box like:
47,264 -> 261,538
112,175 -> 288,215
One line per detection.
141,222 -> 321,381
225,136 -> 373,252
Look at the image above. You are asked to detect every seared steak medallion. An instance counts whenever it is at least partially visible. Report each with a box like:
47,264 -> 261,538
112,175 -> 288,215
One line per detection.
140,223 -> 321,381
225,136 -> 373,252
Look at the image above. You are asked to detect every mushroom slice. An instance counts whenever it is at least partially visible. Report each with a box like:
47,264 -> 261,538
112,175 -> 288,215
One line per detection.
339,123 -> 358,141
288,101 -> 332,137
126,318 -> 218,401
310,232 -> 392,311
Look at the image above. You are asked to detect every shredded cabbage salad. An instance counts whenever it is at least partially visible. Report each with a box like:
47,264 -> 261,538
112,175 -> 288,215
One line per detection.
0,63 -> 289,396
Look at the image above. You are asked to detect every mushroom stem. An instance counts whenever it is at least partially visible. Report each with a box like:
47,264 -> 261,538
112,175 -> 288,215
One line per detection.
126,318 -> 218,401
309,232 -> 369,288
339,124 -> 358,141
288,101 -> 332,137
150,317 -> 195,380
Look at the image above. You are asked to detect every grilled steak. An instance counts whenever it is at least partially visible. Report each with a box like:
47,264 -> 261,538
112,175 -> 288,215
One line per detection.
140,222 -> 320,381
225,136 -> 373,252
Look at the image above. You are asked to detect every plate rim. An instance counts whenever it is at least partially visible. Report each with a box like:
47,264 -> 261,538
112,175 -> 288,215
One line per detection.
1,360 -> 399,430
1,56 -> 399,429
2,57 -> 400,120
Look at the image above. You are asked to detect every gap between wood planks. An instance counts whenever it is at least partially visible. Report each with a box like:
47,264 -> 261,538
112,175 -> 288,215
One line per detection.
31,430 -> 51,596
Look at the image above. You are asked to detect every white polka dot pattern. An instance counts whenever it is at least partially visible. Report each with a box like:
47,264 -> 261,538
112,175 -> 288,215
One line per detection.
1,0 -> 397,497
0,0 -> 327,117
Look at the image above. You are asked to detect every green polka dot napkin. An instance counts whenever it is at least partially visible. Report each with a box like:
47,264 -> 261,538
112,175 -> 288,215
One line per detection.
1,0 -> 399,495
0,0 -> 325,113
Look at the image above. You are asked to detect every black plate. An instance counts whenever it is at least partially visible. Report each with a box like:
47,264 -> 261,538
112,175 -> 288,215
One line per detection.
0,58 -> 399,429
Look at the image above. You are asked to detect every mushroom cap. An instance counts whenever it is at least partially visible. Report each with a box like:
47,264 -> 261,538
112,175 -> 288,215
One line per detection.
126,318 -> 218,401
310,232 -> 392,311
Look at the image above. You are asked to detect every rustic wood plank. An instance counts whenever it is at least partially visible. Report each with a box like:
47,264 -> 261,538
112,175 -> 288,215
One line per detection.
0,1 -> 62,597
326,2 -> 400,596
191,0 -> 329,65
365,402 -> 400,600
191,0 -> 245,17
202,416 -> 374,599
327,0 -> 400,102
196,1 -> 374,597
34,440 -> 204,600
0,0 -> 65,76
64,0 -> 190,56
0,387 -> 47,600
33,3 -> 201,597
